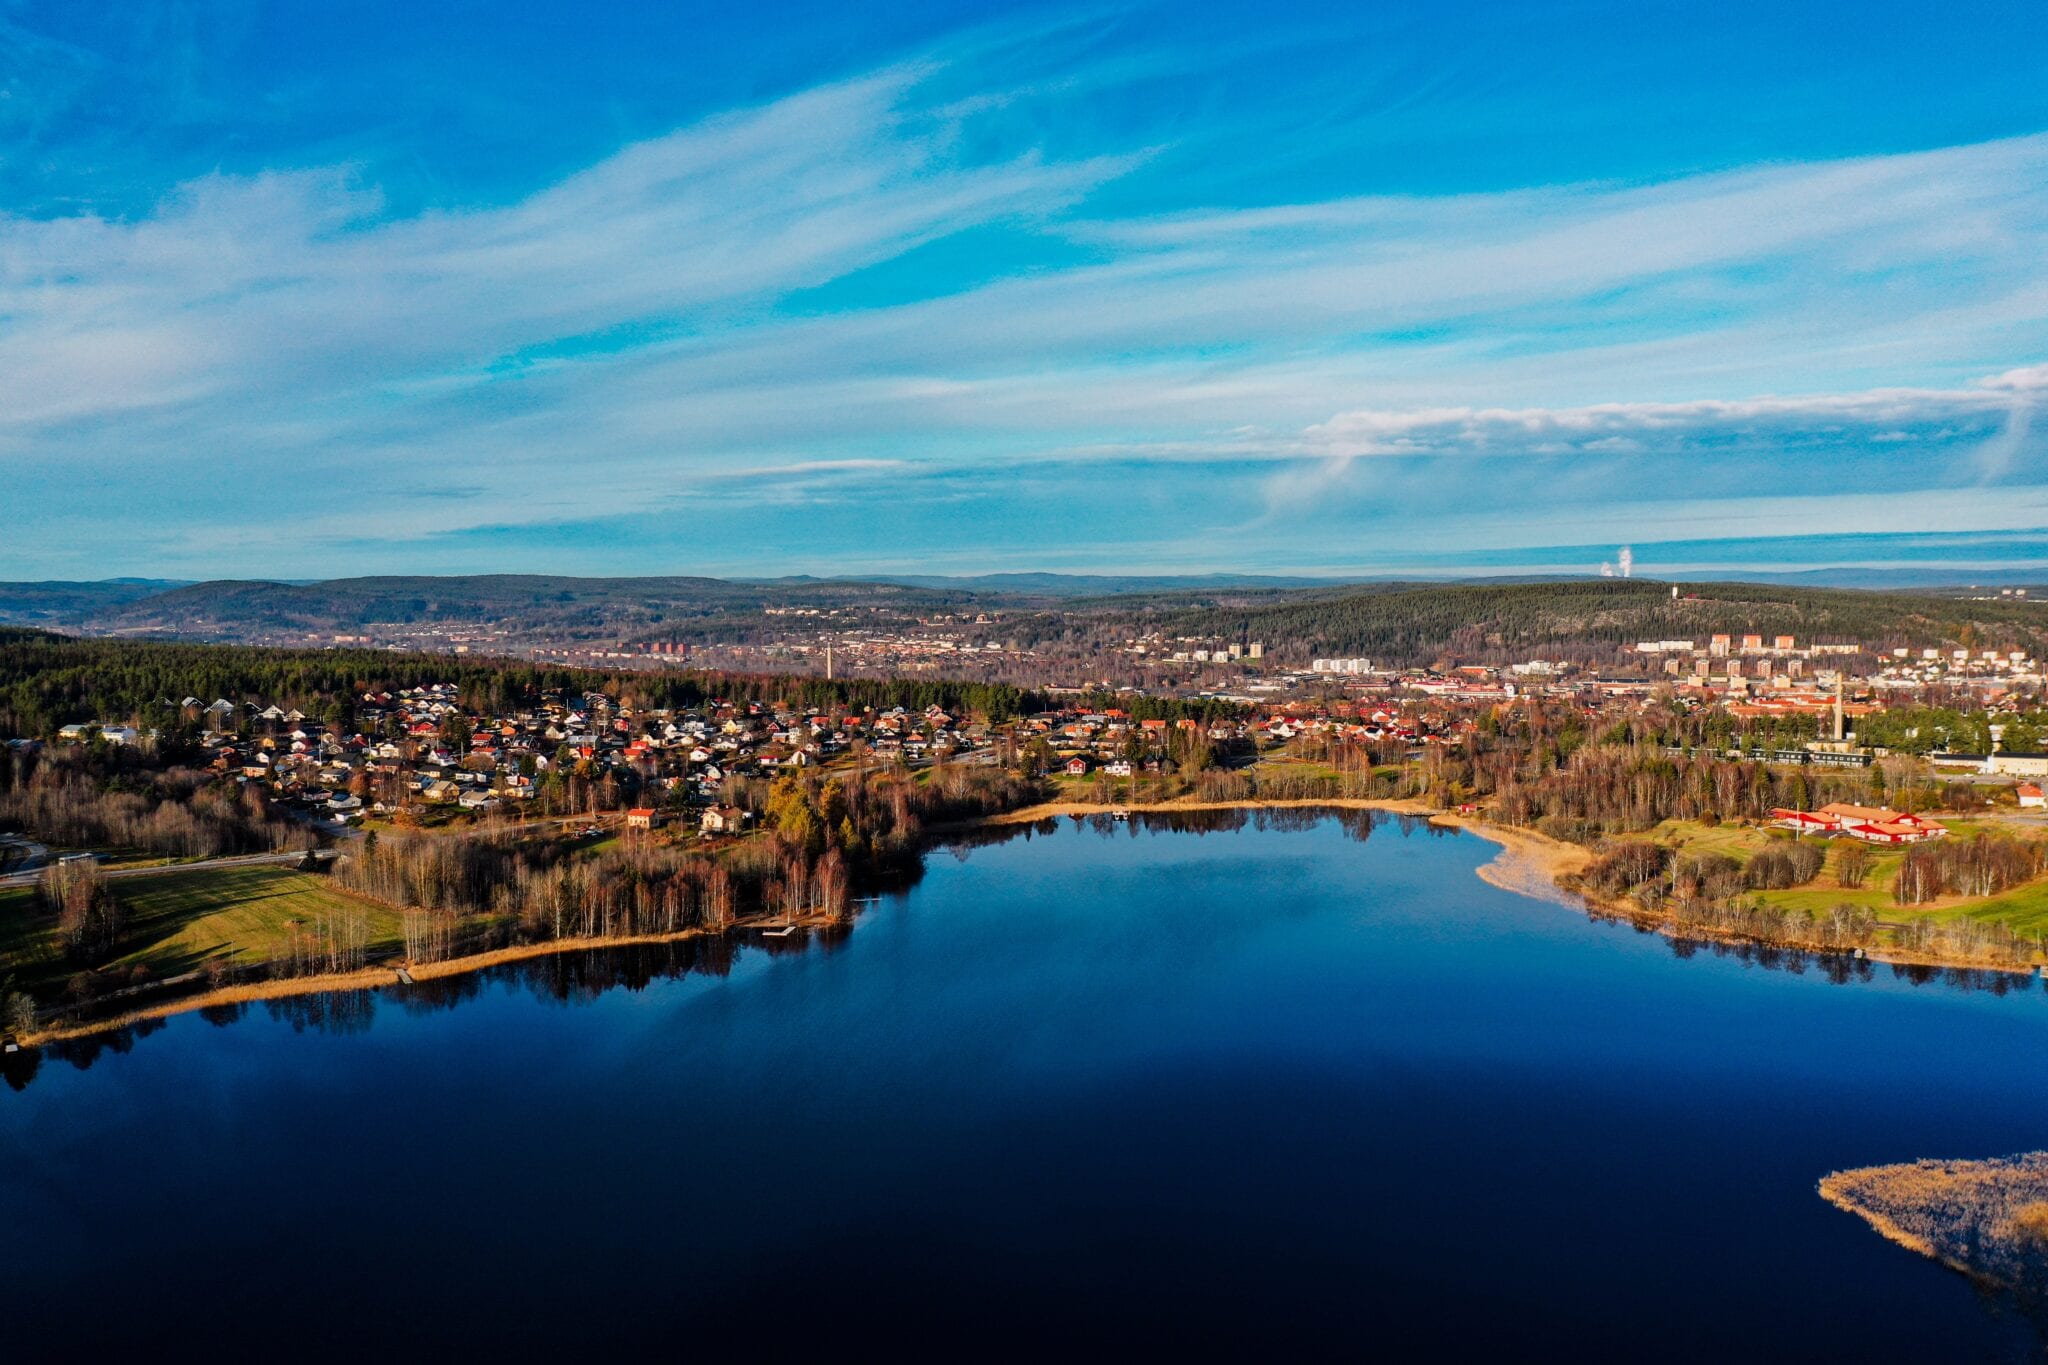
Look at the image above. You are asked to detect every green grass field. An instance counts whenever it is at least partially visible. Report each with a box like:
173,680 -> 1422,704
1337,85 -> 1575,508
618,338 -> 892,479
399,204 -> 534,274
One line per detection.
0,866 -> 402,998
1644,819 -> 1797,860
1636,817 -> 2048,933
1249,756 -> 1342,781
1938,880 -> 2048,936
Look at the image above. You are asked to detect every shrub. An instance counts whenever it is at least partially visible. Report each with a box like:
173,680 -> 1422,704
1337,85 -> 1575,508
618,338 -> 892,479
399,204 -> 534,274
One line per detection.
1745,841 -> 1824,890
1674,853 -> 1745,903
1834,842 -> 1873,889
1584,841 -> 1669,896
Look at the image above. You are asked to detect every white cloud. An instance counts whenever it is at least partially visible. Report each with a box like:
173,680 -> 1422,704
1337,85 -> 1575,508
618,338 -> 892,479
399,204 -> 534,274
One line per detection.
1,39 -> 2046,576
1300,384 -> 2025,459
0,65 -> 1127,438
1982,363 -> 2048,392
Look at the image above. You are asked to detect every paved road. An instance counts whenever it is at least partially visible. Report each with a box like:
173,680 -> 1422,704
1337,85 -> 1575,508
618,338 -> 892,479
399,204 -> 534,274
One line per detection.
0,835 -> 50,878
0,848 -> 312,891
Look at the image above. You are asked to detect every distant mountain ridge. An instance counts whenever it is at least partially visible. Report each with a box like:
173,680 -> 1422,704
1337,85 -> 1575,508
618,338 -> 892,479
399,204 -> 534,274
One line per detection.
0,574 -> 992,636
2,572 -> 2043,663
0,579 -> 192,625
800,572 -> 1362,596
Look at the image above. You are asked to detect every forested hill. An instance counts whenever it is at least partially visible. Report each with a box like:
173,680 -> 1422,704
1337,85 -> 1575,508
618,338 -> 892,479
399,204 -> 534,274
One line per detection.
4,573 -> 2045,670
0,579 -> 189,626
1,574 -> 997,636
0,632 -> 1238,738
1114,580 -> 2048,663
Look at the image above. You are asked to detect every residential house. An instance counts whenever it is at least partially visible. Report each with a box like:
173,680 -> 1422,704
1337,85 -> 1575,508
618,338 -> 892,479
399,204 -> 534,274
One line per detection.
700,805 -> 749,835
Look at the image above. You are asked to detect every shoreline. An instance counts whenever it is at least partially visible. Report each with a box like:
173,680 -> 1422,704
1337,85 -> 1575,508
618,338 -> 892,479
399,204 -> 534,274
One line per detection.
1816,1178 -> 1961,1277
11,798 -> 2031,1051
966,796 -> 1592,905
14,921 -> 825,1049
969,796 -> 2040,978
1816,1157 -> 2048,1296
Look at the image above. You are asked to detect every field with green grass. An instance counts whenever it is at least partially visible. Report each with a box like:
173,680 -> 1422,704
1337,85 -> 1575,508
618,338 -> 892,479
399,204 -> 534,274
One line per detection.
1643,819 -> 1785,860
1635,816 -> 2048,933
0,866 -> 402,998
1939,880 -> 2048,936
1248,755 -> 1343,781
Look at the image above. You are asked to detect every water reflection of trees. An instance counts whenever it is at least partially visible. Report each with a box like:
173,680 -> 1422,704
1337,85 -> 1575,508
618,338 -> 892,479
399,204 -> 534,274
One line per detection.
1,1044 -> 38,1090
3,928 -> 844,1090
938,805 -> 1404,847
265,988 -> 376,1035
8,810 -> 2044,1093
14,1012 -> 171,1086
1662,930 -> 2036,993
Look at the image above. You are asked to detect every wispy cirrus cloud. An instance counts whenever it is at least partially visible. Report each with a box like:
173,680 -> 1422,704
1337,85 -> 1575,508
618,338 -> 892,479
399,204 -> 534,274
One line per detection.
1300,381 -> 2035,460
0,66 -> 1129,430
0,19 -> 2046,578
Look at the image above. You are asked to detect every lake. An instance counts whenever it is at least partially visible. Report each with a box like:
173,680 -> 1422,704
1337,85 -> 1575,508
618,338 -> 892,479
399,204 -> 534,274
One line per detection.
5,809 -> 2048,1360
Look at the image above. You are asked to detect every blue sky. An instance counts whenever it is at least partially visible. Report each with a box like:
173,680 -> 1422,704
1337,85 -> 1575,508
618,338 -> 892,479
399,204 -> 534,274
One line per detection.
3,0 -> 2047,581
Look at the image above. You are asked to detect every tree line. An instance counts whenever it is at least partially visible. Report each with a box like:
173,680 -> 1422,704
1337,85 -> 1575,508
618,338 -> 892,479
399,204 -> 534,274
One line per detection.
0,743 -> 304,858
332,764 -> 1047,963
0,629 -> 1237,739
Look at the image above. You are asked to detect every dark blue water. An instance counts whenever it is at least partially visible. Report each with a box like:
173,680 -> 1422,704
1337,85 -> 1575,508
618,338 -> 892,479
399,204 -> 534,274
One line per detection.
5,811 -> 2047,1360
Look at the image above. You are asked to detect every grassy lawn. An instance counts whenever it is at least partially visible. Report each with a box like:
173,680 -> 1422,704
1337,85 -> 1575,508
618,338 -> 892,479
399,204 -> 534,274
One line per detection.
360,805 -> 472,833
0,866 -> 402,998
1627,817 -> 2048,935
1751,884 -> 1895,916
1251,755 -> 1342,780
1641,820 -> 1920,918
1643,819 -> 1788,860
1937,880 -> 2048,936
